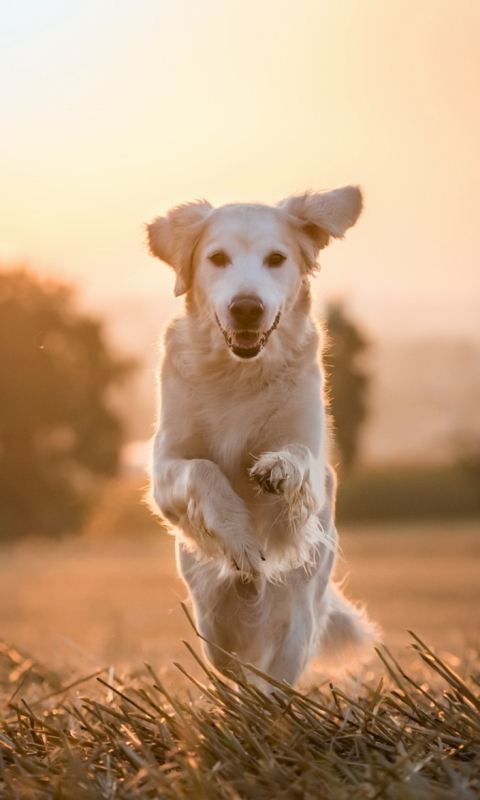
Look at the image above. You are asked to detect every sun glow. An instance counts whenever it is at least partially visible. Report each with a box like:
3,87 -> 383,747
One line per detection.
1,0 -> 479,335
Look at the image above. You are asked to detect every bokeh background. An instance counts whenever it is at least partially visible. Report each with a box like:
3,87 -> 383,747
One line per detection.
0,0 -> 479,684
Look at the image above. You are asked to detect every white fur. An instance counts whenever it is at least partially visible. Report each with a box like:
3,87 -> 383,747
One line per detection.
147,186 -> 377,689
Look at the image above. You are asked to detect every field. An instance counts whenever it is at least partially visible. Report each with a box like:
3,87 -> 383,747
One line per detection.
1,518 -> 478,671
0,518 -> 479,797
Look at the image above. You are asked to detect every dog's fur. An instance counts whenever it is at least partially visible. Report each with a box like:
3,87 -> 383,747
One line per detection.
147,187 -> 376,689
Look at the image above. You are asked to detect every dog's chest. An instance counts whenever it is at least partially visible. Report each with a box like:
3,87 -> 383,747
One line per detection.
195,376 -> 291,477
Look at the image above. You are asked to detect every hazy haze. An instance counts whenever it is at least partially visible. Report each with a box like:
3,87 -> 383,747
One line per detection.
1,0 -> 479,339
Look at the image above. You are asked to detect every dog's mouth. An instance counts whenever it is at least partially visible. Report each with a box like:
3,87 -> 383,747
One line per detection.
215,313 -> 281,359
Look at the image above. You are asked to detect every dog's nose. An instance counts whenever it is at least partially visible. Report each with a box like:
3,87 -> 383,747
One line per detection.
229,296 -> 264,327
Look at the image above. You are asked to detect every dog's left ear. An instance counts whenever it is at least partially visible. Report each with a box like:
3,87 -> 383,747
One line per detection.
146,200 -> 212,296
279,186 -> 363,273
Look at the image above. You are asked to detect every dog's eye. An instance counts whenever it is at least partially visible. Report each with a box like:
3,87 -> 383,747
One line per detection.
209,251 -> 228,267
265,252 -> 286,268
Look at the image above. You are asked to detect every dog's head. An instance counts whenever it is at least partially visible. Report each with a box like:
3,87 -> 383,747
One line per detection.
147,187 -> 362,360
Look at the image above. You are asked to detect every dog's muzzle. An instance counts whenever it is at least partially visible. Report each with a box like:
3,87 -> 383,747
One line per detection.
215,312 -> 281,359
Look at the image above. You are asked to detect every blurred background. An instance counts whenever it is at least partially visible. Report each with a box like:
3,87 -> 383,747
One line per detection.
0,0 -> 479,682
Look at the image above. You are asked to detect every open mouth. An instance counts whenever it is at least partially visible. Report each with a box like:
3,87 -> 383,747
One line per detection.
215,313 -> 281,359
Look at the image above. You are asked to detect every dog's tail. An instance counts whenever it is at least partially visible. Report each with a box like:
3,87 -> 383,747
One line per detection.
315,583 -> 381,671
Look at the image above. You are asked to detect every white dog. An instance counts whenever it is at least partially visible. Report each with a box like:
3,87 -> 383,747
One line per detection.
147,187 -> 376,688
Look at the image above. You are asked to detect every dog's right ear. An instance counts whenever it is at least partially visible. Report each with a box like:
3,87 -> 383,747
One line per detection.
146,200 -> 212,296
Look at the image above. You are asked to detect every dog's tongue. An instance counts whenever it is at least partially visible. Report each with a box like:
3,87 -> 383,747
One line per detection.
234,331 -> 260,350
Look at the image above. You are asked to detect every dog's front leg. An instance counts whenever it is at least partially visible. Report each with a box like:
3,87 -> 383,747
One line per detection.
153,457 -> 264,578
249,444 -> 326,514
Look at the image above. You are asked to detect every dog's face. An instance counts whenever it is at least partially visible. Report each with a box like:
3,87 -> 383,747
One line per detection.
194,205 -> 303,359
147,187 -> 362,360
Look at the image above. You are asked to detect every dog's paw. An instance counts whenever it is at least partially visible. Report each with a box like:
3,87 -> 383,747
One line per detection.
186,497 -> 264,579
228,536 -> 265,579
250,450 -> 305,497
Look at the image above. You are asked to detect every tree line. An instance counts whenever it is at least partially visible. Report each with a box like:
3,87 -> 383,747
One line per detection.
0,269 -> 369,540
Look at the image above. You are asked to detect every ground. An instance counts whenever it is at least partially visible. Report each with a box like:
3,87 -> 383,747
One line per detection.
0,518 -> 478,682
1,518 -> 479,799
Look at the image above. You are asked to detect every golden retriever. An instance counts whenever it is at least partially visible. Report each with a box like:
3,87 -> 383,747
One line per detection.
147,186 -> 376,689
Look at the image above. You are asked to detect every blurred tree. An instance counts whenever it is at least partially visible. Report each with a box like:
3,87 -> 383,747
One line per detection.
0,269 -> 134,541
324,302 -> 370,472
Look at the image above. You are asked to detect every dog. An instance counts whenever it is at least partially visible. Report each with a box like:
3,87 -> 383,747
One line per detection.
147,186 -> 376,689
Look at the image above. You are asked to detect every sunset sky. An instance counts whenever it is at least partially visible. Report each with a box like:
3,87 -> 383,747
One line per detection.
1,0 -> 479,338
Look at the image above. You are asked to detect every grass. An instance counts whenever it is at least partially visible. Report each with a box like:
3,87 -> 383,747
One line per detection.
0,619 -> 479,799
0,516 -> 479,797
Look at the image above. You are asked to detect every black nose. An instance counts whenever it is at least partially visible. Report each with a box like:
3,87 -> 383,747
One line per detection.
229,296 -> 265,327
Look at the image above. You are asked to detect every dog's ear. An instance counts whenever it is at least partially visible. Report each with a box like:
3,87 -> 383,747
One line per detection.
279,186 -> 362,273
146,200 -> 212,296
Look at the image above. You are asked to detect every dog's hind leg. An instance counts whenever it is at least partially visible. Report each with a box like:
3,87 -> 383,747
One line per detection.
262,600 -> 315,689
177,543 -> 271,682
311,473 -> 380,669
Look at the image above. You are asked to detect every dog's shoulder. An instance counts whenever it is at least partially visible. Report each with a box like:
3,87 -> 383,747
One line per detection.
160,314 -> 194,377
162,314 -> 187,352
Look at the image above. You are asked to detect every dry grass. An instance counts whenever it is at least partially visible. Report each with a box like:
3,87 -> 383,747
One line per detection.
0,514 -> 479,797
0,617 -> 479,799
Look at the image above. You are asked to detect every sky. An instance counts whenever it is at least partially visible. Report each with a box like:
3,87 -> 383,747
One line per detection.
1,0 -> 479,339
